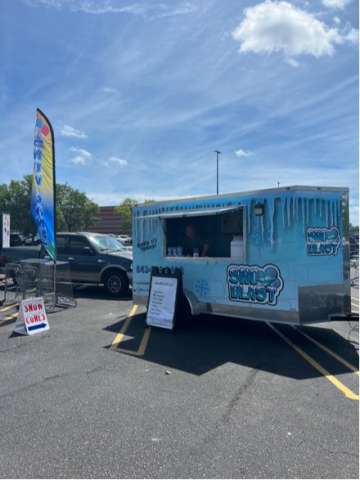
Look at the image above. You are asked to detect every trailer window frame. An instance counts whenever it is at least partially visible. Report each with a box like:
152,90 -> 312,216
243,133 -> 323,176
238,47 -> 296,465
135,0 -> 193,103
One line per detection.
161,206 -> 247,260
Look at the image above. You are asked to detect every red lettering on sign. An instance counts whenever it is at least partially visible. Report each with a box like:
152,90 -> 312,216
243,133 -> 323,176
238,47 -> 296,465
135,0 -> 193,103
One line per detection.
38,304 -> 43,311
28,304 -> 33,312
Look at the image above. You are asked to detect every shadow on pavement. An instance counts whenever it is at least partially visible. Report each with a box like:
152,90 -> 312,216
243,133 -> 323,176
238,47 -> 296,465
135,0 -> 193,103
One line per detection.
73,285 -> 132,302
105,312 -> 360,379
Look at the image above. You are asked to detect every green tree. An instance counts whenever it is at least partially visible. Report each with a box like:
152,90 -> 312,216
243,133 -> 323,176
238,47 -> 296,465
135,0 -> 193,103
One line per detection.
349,223 -> 359,236
114,198 -> 138,235
0,175 -> 35,234
56,184 -> 98,232
115,198 -> 154,234
0,175 -> 98,235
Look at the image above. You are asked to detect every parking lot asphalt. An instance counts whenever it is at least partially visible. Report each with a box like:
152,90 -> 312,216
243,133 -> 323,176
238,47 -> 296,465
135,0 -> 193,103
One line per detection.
0,286 -> 358,479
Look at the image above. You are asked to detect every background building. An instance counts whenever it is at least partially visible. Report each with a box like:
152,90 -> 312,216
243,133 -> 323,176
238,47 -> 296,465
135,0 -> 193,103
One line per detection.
89,206 -> 126,235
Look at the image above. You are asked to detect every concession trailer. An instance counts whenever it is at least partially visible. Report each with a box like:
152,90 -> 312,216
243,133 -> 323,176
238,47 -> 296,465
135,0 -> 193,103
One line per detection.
132,186 -> 350,324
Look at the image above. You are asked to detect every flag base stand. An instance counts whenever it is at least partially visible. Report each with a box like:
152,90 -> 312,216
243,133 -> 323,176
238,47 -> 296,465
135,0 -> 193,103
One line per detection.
10,259 -> 77,314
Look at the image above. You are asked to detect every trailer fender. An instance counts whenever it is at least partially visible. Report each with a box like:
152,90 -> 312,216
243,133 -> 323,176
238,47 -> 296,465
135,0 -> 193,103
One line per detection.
183,289 -> 205,316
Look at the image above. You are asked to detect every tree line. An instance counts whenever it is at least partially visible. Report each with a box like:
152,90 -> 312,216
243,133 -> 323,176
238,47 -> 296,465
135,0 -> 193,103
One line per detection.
0,175 -> 98,235
0,175 -> 153,236
114,198 -> 154,234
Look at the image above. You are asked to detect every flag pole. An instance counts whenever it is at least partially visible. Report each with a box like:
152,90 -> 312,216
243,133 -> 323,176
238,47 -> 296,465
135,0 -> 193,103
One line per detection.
52,120 -> 57,305
50,113 -> 57,305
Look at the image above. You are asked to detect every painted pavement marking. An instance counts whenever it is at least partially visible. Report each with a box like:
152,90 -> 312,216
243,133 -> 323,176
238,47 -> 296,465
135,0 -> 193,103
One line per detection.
293,326 -> 359,377
112,304 -> 152,357
268,322 -> 359,401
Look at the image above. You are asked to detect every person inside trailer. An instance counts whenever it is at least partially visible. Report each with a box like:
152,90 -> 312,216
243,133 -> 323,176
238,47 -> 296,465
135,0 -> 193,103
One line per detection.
183,223 -> 209,257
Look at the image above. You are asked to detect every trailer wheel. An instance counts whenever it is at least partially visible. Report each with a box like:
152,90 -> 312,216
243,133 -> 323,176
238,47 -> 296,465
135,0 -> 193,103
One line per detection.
103,270 -> 129,297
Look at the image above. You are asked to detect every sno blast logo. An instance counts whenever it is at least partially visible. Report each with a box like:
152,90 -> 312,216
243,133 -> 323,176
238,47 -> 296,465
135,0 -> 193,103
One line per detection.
306,227 -> 340,256
227,264 -> 284,306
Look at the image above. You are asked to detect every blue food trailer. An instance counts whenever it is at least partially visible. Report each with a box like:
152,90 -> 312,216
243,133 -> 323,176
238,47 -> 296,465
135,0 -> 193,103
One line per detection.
132,186 -> 350,324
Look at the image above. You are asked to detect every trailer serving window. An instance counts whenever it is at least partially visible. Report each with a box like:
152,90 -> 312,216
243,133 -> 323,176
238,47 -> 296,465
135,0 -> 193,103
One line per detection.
162,206 -> 245,259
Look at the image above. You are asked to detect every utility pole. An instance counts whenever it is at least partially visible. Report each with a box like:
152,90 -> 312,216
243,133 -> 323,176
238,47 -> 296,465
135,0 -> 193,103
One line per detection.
214,150 -> 221,195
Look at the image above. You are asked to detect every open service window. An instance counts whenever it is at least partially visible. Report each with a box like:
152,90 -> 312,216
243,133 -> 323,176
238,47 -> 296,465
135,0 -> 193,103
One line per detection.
163,206 -> 246,259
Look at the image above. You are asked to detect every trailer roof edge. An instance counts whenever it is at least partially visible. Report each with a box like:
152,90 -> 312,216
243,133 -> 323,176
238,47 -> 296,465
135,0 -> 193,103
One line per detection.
135,185 -> 349,208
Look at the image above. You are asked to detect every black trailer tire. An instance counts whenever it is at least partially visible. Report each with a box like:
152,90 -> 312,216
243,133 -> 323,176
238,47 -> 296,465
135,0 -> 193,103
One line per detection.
103,270 -> 129,297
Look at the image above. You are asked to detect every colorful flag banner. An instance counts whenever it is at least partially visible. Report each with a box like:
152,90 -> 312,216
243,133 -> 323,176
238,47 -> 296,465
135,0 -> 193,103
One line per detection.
31,109 -> 56,260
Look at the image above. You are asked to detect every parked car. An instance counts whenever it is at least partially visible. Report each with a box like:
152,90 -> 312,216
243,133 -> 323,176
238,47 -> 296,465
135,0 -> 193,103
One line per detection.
10,233 -> 25,246
116,238 -> 133,253
117,235 -> 132,246
24,233 -> 41,246
117,234 -> 130,241
0,245 -> 40,270
1,232 -> 133,297
350,233 -> 359,260
52,232 -> 133,296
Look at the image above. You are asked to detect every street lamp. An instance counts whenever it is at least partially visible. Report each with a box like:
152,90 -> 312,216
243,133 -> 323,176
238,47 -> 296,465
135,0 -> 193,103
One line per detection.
214,150 -> 221,195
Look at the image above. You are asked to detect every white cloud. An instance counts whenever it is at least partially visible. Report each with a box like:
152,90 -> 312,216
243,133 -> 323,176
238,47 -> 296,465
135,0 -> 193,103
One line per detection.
26,0 -> 197,18
103,156 -> 128,168
103,86 -> 118,94
322,0 -> 352,9
61,124 -> 88,139
286,57 -> 300,67
344,28 -> 359,44
70,147 -> 92,158
333,16 -> 341,24
232,1 -> 344,60
71,156 -> 87,165
70,147 -> 92,166
234,148 -> 253,158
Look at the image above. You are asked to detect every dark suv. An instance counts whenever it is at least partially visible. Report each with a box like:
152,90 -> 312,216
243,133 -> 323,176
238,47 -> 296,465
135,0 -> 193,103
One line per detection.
55,232 -> 132,296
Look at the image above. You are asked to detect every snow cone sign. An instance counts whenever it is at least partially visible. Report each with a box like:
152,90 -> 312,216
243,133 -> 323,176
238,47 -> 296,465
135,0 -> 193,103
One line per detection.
227,264 -> 284,306
14,297 -> 49,336
306,226 -> 340,256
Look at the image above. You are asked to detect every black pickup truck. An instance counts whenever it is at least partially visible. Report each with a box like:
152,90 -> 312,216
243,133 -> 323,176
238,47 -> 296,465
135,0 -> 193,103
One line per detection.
0,232 -> 132,297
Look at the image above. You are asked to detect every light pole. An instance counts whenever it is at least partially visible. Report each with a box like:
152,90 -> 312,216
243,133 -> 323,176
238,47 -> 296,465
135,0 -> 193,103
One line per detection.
214,150 -> 221,195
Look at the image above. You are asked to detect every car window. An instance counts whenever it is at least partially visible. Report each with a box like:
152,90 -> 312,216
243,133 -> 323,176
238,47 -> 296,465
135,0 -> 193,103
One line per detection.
56,235 -> 70,254
88,234 -> 123,252
68,236 -> 91,255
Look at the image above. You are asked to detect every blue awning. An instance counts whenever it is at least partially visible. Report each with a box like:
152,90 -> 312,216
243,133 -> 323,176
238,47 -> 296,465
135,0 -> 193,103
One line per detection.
135,205 -> 242,220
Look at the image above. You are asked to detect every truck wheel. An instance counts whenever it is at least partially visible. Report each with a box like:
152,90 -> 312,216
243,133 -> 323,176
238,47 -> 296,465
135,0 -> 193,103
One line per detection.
103,270 -> 129,297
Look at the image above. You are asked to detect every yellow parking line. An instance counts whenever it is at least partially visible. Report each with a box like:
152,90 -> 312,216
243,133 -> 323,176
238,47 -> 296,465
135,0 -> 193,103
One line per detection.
136,327 -> 152,356
293,326 -> 359,376
112,304 -> 152,357
268,323 -> 359,401
111,304 -> 138,348
0,303 -> 18,313
117,328 -> 151,357
0,312 -> 18,326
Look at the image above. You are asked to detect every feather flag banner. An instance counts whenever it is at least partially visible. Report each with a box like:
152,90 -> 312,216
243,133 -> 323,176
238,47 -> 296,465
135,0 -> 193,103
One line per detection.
31,109 -> 56,260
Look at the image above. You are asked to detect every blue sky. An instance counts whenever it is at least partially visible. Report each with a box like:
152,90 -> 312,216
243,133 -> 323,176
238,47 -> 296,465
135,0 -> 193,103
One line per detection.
0,0 -> 358,222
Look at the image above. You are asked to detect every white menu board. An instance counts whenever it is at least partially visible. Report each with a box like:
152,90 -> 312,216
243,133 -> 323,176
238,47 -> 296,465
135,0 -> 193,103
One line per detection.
146,276 -> 178,330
